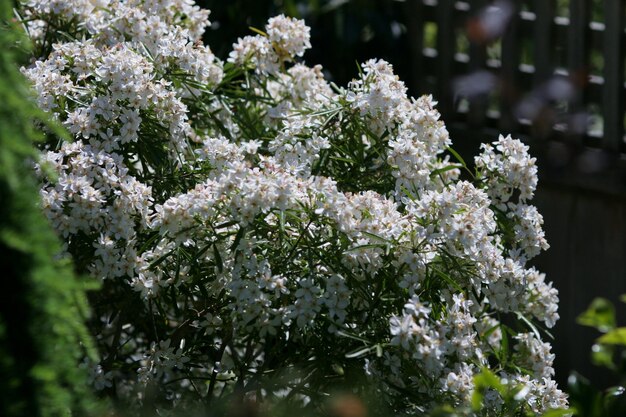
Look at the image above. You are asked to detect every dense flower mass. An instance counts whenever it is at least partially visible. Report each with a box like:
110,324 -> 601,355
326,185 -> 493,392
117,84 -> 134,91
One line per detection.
19,0 -> 566,415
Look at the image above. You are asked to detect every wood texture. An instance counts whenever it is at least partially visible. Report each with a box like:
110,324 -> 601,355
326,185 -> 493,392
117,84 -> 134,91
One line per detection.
534,185 -> 626,387
436,0 -> 456,117
533,0 -> 554,84
602,0 -> 625,152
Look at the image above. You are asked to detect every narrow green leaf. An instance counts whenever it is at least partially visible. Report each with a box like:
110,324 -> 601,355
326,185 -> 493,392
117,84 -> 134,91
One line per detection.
336,330 -> 370,344
516,311 -> 542,340
360,230 -> 391,243
149,248 -> 175,269
446,146 -> 468,168
500,327 -> 509,365
248,26 -> 268,37
344,243 -> 385,252
430,266 -> 463,292
329,155 -> 356,164
430,164 -> 462,177
345,345 -> 375,359
230,226 -> 245,251
215,220 -> 238,230
213,244 -> 223,273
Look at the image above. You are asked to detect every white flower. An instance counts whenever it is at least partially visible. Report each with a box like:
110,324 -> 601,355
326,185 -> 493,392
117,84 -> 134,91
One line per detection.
266,14 -> 311,59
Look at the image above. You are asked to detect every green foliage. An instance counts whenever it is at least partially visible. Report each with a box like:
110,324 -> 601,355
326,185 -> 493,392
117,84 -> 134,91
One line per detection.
598,329 -> 626,346
0,2 -> 101,415
577,298 -> 616,333
568,297 -> 626,417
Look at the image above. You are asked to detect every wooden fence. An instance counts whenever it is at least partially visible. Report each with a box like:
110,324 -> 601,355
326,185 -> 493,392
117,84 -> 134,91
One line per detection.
401,0 -> 626,386
403,0 -> 625,190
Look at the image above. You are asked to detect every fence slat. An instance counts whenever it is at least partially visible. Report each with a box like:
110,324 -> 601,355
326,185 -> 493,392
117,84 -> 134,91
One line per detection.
467,0 -> 488,127
436,0 -> 456,118
568,0 -> 589,74
532,0 -> 554,84
567,0 -> 590,145
404,0 -> 425,95
499,1 -> 522,132
602,0 -> 625,152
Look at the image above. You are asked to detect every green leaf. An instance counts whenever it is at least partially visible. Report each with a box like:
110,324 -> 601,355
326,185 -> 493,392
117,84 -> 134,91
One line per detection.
148,248 -> 175,269
215,220 -> 238,230
375,344 -> 383,357
345,345 -> 375,359
516,311 -> 542,340
329,155 -> 356,164
430,164 -> 462,178
446,147 -> 468,169
597,328 -> 626,345
470,389 -> 485,410
472,368 -> 505,411
604,386 -> 625,398
477,368 -> 504,393
331,363 -> 345,376
344,243 -> 385,252
336,330 -> 370,344
360,231 -> 391,243
213,244 -> 223,273
540,408 -> 575,417
399,184 -> 417,200
248,26 -> 268,37
499,325 -> 510,364
511,383 -> 531,401
590,343 -> 615,370
230,226 -> 245,251
429,404 -> 458,417
577,297 -> 616,332
429,266 -> 463,292
602,386 -> 626,412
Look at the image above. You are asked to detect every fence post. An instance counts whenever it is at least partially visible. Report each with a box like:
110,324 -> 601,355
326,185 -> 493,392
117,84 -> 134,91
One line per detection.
602,0 -> 625,152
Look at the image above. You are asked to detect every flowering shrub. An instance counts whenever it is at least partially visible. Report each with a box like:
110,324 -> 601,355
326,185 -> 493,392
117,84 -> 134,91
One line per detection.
18,0 -> 567,415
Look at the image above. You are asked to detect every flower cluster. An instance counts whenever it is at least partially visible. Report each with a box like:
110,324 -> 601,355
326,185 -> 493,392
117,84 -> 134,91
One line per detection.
19,1 -> 566,415
229,14 -> 310,75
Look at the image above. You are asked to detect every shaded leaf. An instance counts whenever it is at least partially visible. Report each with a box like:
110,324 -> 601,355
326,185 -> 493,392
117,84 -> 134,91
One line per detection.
577,297 -> 616,332
540,408 -> 575,417
590,343 -> 615,370
598,328 -> 626,345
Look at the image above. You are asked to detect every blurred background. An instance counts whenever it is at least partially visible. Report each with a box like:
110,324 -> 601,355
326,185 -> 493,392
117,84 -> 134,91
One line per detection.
200,0 -> 626,390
